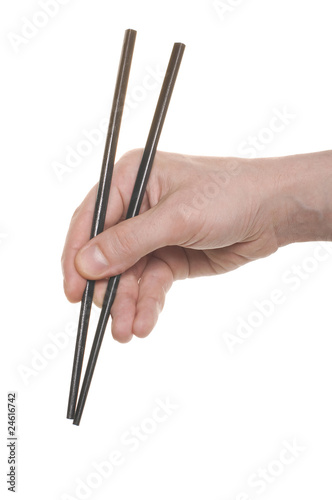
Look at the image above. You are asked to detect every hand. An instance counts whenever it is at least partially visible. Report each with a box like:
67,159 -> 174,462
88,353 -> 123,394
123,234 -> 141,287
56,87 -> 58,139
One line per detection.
61,149 -> 332,342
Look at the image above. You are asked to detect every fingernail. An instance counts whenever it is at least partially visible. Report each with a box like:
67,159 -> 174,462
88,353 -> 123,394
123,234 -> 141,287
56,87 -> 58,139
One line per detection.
77,244 -> 109,276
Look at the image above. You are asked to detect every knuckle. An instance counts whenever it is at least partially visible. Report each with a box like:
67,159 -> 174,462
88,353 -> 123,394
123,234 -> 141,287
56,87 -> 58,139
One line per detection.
103,225 -> 138,259
119,148 -> 144,165
115,149 -> 144,188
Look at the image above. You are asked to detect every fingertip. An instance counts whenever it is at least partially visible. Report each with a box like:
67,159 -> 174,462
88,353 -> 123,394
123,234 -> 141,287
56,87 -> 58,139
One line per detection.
114,332 -> 134,344
63,279 -> 80,303
74,248 -> 89,278
132,315 -> 155,339
63,274 -> 87,303
111,304 -> 135,343
74,244 -> 111,280
74,250 -> 91,280
111,319 -> 134,343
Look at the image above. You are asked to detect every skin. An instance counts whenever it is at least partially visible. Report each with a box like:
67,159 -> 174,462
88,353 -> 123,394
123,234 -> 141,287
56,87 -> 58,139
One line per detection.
61,149 -> 332,343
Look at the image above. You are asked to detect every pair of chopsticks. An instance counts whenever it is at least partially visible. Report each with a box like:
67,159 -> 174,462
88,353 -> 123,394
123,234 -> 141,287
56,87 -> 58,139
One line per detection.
66,29 -> 185,425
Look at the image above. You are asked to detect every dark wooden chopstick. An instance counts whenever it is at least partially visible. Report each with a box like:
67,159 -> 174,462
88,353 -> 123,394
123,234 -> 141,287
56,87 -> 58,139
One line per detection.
67,29 -> 137,419
73,42 -> 185,425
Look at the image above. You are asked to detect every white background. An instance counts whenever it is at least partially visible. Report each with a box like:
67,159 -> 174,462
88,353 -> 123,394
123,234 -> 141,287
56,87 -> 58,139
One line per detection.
1,0 -> 332,498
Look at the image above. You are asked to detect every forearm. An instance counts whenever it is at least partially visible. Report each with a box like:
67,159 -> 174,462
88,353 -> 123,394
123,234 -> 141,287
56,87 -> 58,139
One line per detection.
261,150 -> 332,247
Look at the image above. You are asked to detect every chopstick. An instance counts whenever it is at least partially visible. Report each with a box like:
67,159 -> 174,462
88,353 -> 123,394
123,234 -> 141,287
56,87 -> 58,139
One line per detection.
67,29 -> 137,419
73,42 -> 185,425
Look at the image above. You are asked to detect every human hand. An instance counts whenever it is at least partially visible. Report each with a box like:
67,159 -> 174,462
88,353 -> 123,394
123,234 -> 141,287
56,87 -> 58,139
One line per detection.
61,149 -> 332,342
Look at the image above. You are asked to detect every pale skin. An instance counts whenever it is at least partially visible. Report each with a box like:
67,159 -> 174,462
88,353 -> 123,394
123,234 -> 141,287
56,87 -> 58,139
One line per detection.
61,149 -> 332,343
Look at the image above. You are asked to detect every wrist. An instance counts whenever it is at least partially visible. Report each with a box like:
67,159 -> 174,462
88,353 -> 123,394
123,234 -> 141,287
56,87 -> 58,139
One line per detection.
262,150 -> 332,247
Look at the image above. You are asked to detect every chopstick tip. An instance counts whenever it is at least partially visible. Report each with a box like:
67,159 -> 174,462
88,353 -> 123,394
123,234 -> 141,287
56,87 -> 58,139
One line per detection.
125,28 -> 137,35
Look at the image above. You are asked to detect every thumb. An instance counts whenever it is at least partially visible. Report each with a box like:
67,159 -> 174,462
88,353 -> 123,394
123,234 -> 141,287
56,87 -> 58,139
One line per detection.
75,203 -> 175,279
